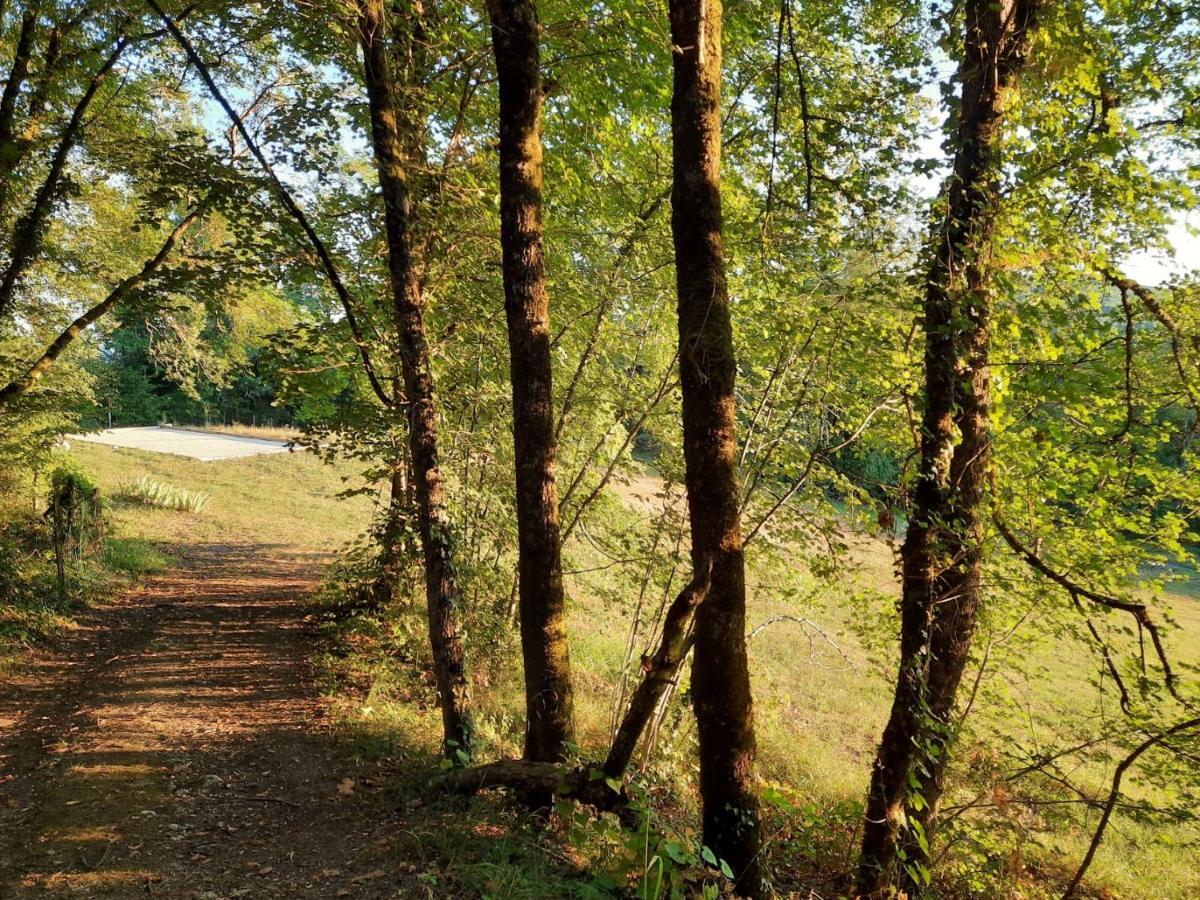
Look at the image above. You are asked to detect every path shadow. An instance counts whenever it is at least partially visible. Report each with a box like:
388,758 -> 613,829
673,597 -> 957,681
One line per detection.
0,541 -> 593,898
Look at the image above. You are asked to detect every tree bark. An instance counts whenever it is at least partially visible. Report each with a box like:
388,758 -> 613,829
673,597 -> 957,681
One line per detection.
854,1 -> 1040,895
356,0 -> 473,763
667,0 -> 762,893
486,0 -> 576,765
603,562 -> 709,779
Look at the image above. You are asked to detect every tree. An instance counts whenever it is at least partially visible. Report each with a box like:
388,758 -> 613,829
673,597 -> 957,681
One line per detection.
667,0 -> 762,892
486,0 -> 576,765
0,201 -> 209,406
355,0 -> 474,762
855,1 -> 1042,894
0,7 -> 139,318
1,2 -> 276,423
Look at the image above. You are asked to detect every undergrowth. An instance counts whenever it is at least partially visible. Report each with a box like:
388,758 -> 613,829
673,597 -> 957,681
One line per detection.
311,577 -> 763,899
0,462 -> 174,663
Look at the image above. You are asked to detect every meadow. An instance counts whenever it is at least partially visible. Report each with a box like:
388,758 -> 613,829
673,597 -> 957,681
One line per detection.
26,437 -> 1196,898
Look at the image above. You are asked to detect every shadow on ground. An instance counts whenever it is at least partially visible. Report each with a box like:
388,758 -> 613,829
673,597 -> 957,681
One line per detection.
0,544 -> 457,897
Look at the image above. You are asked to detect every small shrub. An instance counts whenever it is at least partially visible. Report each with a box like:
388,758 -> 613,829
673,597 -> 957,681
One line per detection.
120,475 -> 211,513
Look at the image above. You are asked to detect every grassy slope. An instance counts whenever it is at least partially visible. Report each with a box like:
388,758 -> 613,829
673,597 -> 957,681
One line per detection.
70,442 -> 372,550
56,441 -> 1200,898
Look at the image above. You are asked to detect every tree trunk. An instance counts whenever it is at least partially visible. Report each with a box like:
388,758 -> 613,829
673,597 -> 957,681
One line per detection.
603,563 -> 709,779
356,0 -> 473,763
486,0 -> 576,765
854,1 -> 1040,895
0,34 -> 129,319
0,6 -> 38,218
667,0 -> 762,893
370,446 -> 412,610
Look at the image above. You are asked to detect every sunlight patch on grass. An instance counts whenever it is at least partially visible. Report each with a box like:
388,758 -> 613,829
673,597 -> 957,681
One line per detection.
101,538 -> 173,576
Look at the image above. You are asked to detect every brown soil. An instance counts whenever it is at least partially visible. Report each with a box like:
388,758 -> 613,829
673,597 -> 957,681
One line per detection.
0,544 -> 424,898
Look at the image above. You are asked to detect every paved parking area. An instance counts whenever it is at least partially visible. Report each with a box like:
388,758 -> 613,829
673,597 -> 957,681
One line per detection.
71,427 -> 291,461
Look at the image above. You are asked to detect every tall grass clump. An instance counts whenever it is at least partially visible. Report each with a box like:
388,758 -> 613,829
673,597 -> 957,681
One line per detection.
121,475 -> 211,513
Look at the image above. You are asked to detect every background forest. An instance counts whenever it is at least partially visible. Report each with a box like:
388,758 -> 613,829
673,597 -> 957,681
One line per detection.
1,0 -> 1198,897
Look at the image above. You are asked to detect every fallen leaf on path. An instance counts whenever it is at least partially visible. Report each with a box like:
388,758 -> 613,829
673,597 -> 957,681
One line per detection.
336,778 -> 355,797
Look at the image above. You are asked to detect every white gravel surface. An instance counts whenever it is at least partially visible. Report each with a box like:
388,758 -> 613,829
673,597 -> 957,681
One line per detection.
71,426 -> 291,461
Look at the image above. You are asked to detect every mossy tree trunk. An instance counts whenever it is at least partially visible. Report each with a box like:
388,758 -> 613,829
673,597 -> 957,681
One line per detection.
854,1 -> 1040,894
356,0 -> 473,763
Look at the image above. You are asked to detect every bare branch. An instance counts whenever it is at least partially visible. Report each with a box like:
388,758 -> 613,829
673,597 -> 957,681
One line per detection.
559,351 -> 680,544
1063,716 -> 1200,898
994,515 -> 1184,705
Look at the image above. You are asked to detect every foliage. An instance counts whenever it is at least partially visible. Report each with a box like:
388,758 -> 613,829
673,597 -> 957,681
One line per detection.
119,475 -> 211,513
2,0 -> 1200,895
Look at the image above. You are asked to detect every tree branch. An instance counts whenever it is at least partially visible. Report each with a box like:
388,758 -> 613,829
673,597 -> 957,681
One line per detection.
1098,266 -> 1200,417
994,515 -> 1183,704
0,33 -> 130,318
1063,716 -> 1200,898
559,351 -> 679,544
0,201 -> 209,407
144,0 -> 394,409
604,560 -> 709,777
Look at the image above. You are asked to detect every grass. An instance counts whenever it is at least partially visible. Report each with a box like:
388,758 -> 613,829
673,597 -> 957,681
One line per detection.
35,443 -> 1200,898
120,475 -> 212,512
101,536 -> 173,576
191,423 -> 303,443
67,442 -> 374,550
0,468 -> 175,662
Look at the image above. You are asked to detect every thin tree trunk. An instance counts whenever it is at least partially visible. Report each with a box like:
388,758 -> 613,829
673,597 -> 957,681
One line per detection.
487,0 -> 576,764
854,1 -> 1040,895
25,22 -> 63,124
604,562 -> 709,778
0,6 -> 38,218
2,14 -> 69,221
0,34 -> 129,318
371,443 -> 412,609
667,0 -> 762,893
357,0 -> 473,763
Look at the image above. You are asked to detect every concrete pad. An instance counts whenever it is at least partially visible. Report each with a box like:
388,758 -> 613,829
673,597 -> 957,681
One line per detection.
70,427 -> 291,462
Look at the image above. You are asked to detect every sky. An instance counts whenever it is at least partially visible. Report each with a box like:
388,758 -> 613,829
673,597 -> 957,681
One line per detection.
186,23 -> 1196,289
1124,216 -> 1200,286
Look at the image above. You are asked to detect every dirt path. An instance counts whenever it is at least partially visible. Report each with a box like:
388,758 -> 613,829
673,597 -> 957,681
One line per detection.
0,544 -> 422,898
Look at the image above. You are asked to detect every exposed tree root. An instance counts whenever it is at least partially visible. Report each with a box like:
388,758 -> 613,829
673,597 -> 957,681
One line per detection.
433,759 -> 637,829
